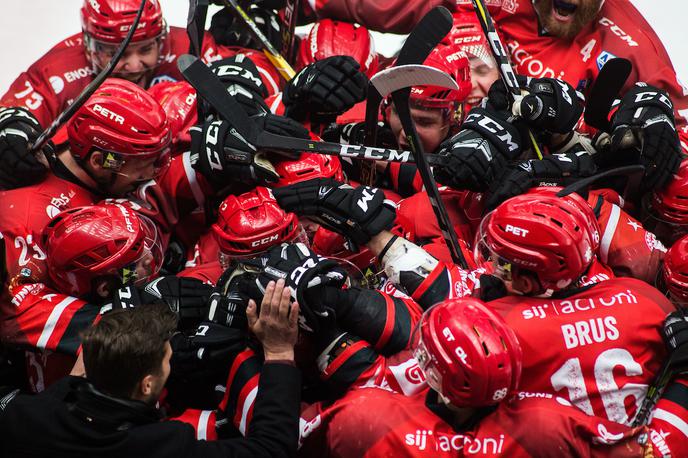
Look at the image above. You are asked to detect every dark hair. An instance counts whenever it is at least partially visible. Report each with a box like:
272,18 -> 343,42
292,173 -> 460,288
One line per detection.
81,303 -> 177,399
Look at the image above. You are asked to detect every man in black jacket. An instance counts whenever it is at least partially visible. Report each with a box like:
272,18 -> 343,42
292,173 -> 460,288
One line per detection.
0,279 -> 301,458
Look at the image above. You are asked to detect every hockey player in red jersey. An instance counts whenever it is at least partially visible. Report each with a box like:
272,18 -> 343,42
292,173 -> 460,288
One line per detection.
298,296 -> 683,457
272,180 -> 677,425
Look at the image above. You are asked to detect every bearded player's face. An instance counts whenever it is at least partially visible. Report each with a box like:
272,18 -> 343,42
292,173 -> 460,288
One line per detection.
532,0 -> 603,40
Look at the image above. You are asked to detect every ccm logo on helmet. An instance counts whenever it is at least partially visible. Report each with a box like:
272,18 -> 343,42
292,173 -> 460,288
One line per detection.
505,224 -> 529,237
453,35 -> 481,45
251,234 -> 279,247
93,104 -> 124,125
119,22 -> 149,33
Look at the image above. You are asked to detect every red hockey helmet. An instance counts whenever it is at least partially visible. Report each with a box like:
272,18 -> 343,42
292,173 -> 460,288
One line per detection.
67,78 -> 171,176
455,0 -> 502,15
661,235 -> 688,303
408,45 -> 471,110
296,19 -> 379,78
148,81 -> 197,152
212,187 -> 304,261
651,161 -> 688,225
43,203 -> 163,297
273,153 -> 345,187
476,188 -> 600,292
412,297 -> 522,407
447,13 -> 495,69
81,0 -> 165,44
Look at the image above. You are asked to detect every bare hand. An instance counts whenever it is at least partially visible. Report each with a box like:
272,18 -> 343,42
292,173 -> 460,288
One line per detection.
247,279 -> 299,361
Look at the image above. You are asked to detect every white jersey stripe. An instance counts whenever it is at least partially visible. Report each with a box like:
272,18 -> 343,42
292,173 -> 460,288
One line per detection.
37,297 -> 78,350
239,386 -> 259,436
182,151 -> 205,208
653,408 -> 688,439
197,410 -> 212,440
599,204 -> 620,264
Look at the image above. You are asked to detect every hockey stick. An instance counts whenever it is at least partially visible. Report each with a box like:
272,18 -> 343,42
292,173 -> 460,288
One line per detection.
371,65 -> 459,98
583,57 -> 632,132
187,0 -> 209,122
178,54 -> 445,164
555,164 -> 645,198
30,0 -> 148,154
280,0 -> 299,64
219,0 -> 296,80
470,0 -> 544,160
363,7 -> 454,148
384,9 -> 470,269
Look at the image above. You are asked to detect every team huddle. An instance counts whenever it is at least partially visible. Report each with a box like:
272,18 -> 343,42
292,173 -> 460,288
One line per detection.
0,0 -> 688,456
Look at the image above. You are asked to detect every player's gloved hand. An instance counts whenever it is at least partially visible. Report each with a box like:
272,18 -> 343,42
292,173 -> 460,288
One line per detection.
208,56 -> 271,116
110,276 -> 213,329
322,121 -> 397,148
252,112 -> 310,142
170,322 -> 247,377
485,151 -> 598,211
207,262 -> 258,329
283,56 -> 368,121
488,75 -> 584,134
209,3 -> 284,50
0,107 -> 51,189
190,119 -> 278,188
609,83 -> 682,191
433,107 -> 522,192
241,242 -> 348,333
661,309 -> 688,373
273,178 -> 397,247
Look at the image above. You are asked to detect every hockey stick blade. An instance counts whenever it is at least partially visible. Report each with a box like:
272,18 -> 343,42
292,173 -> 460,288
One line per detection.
30,0 -> 148,154
177,54 -> 259,144
370,65 -> 458,98
364,6 -> 453,147
584,58 -> 632,132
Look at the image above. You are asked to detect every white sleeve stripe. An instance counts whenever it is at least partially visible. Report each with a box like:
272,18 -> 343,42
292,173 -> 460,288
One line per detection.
182,151 -> 205,208
307,0 -> 316,13
653,408 -> 688,439
239,386 -> 259,436
269,93 -> 283,114
197,410 -> 212,440
599,204 -> 620,264
37,297 -> 78,350
257,67 -> 280,95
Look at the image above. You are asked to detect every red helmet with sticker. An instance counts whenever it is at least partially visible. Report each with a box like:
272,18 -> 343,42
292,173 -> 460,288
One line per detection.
148,81 -> 197,151
273,153 -> 344,187
43,203 -> 163,297
662,235 -> 688,303
446,13 -> 494,69
81,0 -> 165,44
67,78 -> 171,173
408,44 -> 472,111
476,188 -> 600,292
212,187 -> 303,260
297,19 -> 379,78
412,297 -> 522,407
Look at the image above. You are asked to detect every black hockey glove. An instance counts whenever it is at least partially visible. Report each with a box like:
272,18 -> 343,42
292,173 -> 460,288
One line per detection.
321,121 -> 397,149
209,4 -> 284,50
283,56 -> 368,121
170,322 -> 247,378
485,151 -> 598,211
110,276 -> 213,330
206,262 -> 257,330
661,309 -> 688,374
433,107 -> 522,192
273,178 -> 397,247
208,56 -> 270,117
241,242 -> 348,333
252,112 -> 310,141
488,75 -> 584,134
190,119 -> 278,188
0,107 -> 51,189
609,83 -> 682,191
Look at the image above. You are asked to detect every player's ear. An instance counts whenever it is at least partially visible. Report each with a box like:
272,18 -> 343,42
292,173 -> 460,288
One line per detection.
89,150 -> 104,172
